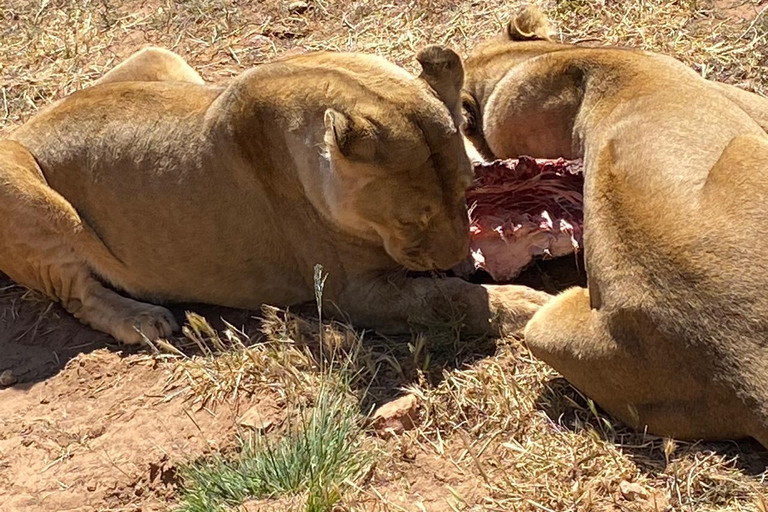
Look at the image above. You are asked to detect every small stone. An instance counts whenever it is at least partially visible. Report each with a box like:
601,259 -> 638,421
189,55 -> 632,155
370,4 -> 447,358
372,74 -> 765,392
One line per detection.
287,1 -> 309,14
87,483 -> 97,492
371,394 -> 420,437
238,404 -> 275,432
648,492 -> 671,511
0,369 -> 17,387
619,480 -> 650,501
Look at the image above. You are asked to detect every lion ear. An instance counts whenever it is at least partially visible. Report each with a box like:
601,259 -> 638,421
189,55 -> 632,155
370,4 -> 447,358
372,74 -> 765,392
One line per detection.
416,45 -> 464,114
460,90 -> 480,136
506,5 -> 554,42
323,109 -> 376,161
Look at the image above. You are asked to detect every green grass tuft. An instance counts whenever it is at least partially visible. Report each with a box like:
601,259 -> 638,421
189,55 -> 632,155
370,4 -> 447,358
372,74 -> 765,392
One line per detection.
176,378 -> 372,512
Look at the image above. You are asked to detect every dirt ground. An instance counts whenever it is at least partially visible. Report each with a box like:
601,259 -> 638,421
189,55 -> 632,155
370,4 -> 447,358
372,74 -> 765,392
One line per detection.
1,1 -> 768,511
0,274 -> 266,511
0,257 -> 586,512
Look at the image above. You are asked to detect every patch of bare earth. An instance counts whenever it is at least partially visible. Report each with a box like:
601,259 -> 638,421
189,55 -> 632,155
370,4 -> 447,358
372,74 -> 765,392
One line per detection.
0,273 -> 286,511
0,351 -> 259,511
2,1 -> 768,511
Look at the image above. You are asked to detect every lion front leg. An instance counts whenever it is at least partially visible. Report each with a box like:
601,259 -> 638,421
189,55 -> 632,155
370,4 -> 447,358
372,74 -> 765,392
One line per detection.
0,140 -> 178,344
336,275 -> 550,337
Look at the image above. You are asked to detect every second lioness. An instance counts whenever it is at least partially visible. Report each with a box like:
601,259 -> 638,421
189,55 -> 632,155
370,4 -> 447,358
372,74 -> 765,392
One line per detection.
1,47 -> 549,344
461,7 -> 768,447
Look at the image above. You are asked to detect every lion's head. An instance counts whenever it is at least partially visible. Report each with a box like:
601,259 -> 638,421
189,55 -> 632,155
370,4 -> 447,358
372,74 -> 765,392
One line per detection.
318,46 -> 474,272
461,5 -> 564,160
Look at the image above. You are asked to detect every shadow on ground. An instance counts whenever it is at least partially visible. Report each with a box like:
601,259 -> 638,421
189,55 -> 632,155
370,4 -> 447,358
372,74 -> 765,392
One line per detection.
0,254 -> 586,390
535,376 -> 768,478
0,272 -> 262,386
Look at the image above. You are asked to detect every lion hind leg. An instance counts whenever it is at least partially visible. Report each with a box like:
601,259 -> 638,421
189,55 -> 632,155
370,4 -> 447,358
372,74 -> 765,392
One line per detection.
525,286 -> 757,442
95,47 -> 204,86
524,287 -> 680,434
0,140 -> 178,344
708,81 -> 768,134
524,287 -> 624,380
702,133 -> 768,200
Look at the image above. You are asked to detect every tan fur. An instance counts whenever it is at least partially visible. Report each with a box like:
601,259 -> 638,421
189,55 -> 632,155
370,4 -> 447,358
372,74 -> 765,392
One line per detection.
94,47 -> 205,86
1,46 -> 549,345
463,7 -> 768,447
505,4 -> 555,42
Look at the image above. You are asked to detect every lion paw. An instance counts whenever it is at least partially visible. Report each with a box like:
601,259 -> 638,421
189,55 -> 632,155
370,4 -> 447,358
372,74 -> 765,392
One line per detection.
485,284 -> 552,336
111,305 -> 179,345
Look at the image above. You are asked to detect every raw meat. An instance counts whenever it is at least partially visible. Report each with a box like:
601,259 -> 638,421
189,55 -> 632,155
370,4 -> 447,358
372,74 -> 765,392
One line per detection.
454,157 -> 584,282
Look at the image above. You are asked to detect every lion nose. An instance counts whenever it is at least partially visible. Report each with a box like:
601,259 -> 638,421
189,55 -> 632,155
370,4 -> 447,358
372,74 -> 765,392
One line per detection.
431,229 -> 471,271
433,246 -> 470,271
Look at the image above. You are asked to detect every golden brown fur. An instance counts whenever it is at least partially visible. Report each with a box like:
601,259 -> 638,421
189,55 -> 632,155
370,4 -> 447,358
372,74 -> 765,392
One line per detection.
462,6 -> 768,157
463,6 -> 768,447
1,46 -> 549,345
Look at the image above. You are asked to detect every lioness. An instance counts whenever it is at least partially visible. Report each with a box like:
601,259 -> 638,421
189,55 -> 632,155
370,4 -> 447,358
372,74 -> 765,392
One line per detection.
0,46 -> 549,345
462,7 -> 768,447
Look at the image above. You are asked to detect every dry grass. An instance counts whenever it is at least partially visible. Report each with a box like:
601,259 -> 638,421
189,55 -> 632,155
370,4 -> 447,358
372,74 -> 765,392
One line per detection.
553,0 -> 768,89
396,341 -> 768,511
3,0 -> 768,511
156,307 -> 766,511
161,306 -> 373,408
3,0 -> 767,135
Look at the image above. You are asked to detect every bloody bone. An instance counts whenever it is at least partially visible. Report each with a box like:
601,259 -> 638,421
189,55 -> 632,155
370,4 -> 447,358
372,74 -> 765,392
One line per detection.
455,156 -> 584,282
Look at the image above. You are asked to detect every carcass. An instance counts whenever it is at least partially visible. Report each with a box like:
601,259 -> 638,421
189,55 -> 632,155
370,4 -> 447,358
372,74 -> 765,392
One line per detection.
455,157 -> 584,282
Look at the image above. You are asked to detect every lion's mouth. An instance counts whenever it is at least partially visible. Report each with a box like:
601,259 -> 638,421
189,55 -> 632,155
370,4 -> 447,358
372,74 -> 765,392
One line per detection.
453,156 -> 584,282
